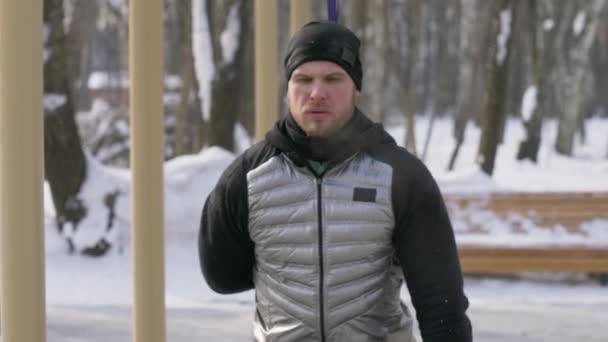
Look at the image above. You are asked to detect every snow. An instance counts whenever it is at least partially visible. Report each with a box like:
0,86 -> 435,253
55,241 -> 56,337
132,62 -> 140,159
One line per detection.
521,85 -> 537,122
220,3 -> 241,64
107,0 -> 126,14
43,94 -> 67,113
496,7 -> 512,65
164,74 -> 182,91
88,71 -> 129,90
573,10 -> 586,37
543,19 -> 555,31
433,167 -> 504,194
386,116 -> 608,192
384,116 -> 608,252
33,114 -> 608,340
164,147 -> 234,235
453,213 -> 608,248
192,0 -> 214,121
43,24 -> 51,63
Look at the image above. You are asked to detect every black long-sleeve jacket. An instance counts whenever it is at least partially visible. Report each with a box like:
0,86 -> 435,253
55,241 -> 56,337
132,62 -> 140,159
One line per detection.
200,110 -> 472,341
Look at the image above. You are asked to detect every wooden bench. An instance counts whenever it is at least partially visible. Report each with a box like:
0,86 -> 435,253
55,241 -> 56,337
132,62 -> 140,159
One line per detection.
443,192 -> 608,277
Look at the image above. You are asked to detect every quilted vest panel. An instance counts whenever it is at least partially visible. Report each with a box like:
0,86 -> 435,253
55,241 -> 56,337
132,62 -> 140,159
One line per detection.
248,153 -> 412,342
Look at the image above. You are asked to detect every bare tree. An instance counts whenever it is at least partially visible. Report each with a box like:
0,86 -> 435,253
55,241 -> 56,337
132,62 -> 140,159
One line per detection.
366,0 -> 389,123
44,0 -> 127,257
477,0 -> 516,175
205,0 -> 253,151
421,0 -> 440,161
591,10 -> 608,119
234,0 -> 255,139
421,0 -> 459,161
433,1 -> 460,118
44,0 -> 88,250
171,0 -> 205,156
554,0 -> 606,155
402,0 -> 422,156
341,0 -> 387,123
64,0 -> 99,111
503,1 -> 531,127
447,0 -> 482,170
517,0 -> 557,162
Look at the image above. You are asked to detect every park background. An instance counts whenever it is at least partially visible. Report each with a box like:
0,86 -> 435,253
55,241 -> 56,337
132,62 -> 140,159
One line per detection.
11,0 -> 608,341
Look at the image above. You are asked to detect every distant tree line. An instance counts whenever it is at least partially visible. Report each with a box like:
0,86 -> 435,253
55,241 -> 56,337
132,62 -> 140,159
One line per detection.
40,0 -> 608,237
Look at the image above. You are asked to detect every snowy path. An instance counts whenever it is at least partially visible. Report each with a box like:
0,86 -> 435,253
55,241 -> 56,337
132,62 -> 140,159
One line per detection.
45,299 -> 608,341
40,233 -> 608,341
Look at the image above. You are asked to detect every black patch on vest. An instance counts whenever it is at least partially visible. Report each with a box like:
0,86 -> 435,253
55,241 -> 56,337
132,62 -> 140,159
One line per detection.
353,187 -> 377,203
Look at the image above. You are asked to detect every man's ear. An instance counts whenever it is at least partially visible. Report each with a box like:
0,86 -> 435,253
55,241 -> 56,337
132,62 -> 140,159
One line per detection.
354,89 -> 361,102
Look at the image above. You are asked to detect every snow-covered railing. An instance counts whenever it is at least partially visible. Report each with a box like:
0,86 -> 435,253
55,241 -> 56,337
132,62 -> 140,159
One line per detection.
444,192 -> 608,280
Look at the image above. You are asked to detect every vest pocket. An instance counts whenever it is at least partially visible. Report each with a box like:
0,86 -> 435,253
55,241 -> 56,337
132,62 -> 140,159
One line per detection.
255,290 -> 273,331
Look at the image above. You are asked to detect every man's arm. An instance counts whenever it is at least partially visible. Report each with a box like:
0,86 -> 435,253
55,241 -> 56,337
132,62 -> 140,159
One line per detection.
199,156 -> 255,294
393,164 -> 472,342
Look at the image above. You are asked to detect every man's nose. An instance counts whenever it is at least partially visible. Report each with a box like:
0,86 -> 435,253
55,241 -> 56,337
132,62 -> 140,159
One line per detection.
309,81 -> 327,100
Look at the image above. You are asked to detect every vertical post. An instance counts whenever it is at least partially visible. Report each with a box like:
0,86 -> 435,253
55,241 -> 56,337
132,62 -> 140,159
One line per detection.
129,1 -> 166,342
0,0 -> 46,341
254,0 -> 279,141
290,0 -> 311,36
327,0 -> 339,22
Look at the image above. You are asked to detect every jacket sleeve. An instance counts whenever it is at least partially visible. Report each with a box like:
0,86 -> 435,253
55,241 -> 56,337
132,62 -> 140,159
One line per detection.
199,155 -> 255,294
393,163 -> 472,342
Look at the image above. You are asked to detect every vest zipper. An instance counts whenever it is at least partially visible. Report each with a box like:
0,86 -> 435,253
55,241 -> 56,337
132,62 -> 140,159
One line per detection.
316,178 -> 326,342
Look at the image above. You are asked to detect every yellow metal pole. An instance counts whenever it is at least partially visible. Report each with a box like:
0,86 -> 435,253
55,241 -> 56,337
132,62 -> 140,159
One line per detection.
255,0 -> 279,141
290,0 -> 311,36
0,0 -> 46,341
129,1 -> 166,342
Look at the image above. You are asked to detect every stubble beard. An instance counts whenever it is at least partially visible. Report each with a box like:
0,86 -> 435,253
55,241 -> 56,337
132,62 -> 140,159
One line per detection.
295,95 -> 357,138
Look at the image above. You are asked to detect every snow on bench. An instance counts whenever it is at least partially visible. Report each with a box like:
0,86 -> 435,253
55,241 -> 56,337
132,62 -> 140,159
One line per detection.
444,192 -> 608,274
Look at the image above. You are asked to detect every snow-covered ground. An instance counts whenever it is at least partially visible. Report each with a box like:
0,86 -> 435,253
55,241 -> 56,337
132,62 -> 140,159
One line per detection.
42,116 -> 608,341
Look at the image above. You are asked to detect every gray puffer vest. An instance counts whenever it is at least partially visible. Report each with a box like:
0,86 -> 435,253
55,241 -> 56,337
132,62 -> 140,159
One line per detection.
247,153 -> 414,342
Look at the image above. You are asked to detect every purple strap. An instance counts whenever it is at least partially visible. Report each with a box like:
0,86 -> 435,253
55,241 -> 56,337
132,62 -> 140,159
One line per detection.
327,0 -> 339,22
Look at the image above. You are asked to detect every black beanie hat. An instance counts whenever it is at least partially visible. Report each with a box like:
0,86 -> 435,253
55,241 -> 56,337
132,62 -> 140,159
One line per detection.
284,21 -> 363,90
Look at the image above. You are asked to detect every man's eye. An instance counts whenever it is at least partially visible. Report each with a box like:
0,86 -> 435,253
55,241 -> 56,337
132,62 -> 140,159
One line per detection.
294,77 -> 312,83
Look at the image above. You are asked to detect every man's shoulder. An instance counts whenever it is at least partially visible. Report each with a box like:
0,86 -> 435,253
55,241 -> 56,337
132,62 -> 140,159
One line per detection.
367,143 -> 427,175
214,141 -> 278,192
234,140 -> 279,172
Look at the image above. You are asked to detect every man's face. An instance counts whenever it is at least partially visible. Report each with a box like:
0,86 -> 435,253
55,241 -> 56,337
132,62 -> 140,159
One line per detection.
287,60 -> 360,137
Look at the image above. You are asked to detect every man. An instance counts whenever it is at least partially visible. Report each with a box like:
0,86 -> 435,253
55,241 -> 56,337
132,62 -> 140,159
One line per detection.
199,21 -> 472,342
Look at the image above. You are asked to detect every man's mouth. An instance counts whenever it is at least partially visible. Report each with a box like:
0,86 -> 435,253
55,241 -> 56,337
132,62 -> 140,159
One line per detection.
305,109 -> 331,117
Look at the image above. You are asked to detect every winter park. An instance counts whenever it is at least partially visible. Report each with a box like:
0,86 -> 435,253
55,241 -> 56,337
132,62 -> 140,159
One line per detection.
2,0 -> 608,341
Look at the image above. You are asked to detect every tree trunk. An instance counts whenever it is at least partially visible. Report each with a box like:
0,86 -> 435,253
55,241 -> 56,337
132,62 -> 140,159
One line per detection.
65,0 -> 98,112
402,0 -> 422,155
517,0 -> 555,162
472,1 -> 497,126
44,0 -> 87,242
504,0 -> 530,128
235,0 -> 254,140
433,0 -> 458,117
341,1 -> 367,61
192,65 -> 208,151
206,0 -> 251,151
447,0 -> 481,170
421,0 -> 443,161
172,0 -> 201,157
555,0 -> 606,155
592,10 -> 608,118
477,0 -> 515,175
341,0 -> 386,122
364,0 -> 388,123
